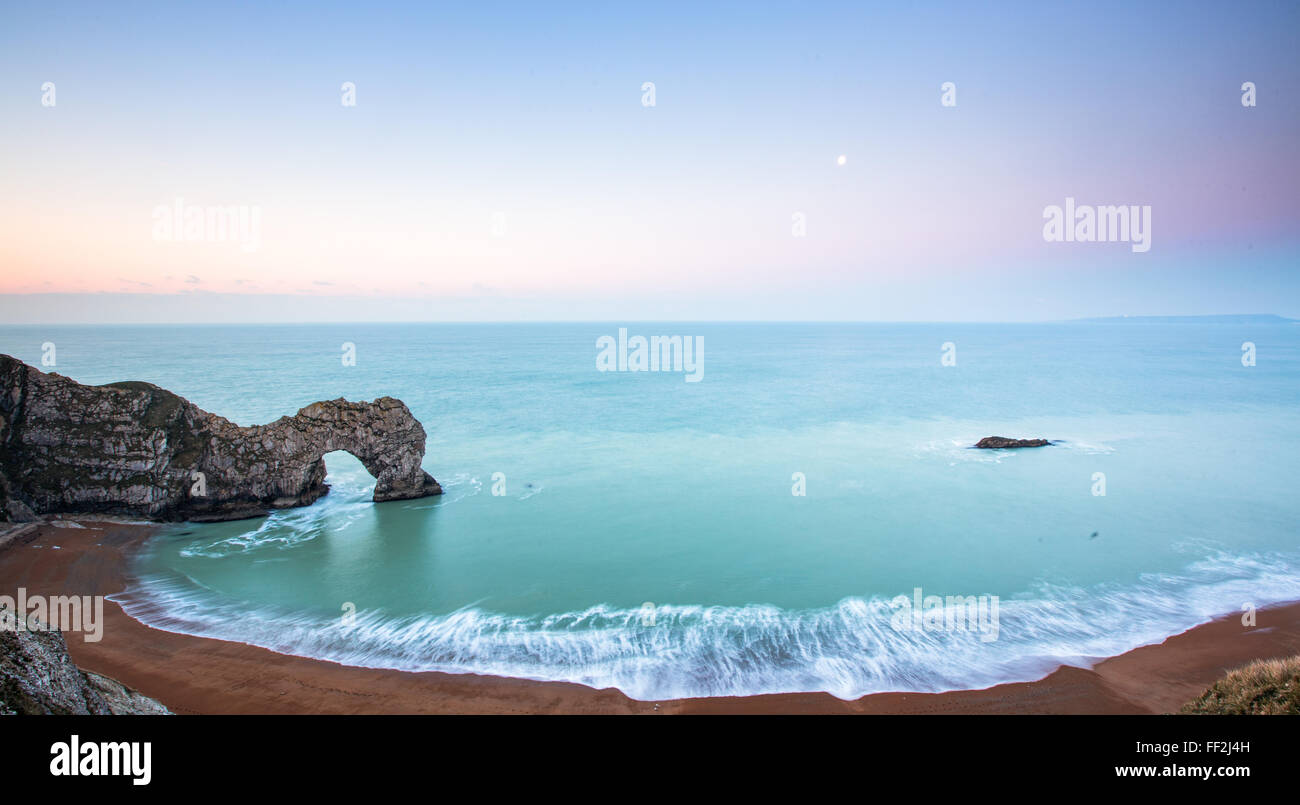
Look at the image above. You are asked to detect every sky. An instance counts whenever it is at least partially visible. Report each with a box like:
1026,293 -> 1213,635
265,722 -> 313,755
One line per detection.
1,0 -> 1297,323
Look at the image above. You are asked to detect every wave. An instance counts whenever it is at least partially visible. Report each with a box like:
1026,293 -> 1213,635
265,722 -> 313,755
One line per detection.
180,492 -> 372,557
110,550 -> 1300,701
176,466 -> 538,557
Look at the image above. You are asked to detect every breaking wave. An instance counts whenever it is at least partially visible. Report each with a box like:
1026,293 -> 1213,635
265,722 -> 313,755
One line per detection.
111,550 -> 1300,701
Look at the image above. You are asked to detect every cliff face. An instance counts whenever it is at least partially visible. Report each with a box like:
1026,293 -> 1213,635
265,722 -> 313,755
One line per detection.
0,607 -> 170,715
0,355 -> 441,522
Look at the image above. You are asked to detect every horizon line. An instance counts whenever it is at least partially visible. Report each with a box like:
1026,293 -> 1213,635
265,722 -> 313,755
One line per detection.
0,314 -> 1294,327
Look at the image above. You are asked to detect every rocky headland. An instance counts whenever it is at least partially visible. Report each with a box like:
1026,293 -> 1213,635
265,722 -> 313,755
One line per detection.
0,354 -> 441,523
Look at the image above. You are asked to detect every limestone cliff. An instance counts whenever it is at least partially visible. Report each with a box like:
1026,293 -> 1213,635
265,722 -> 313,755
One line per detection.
0,354 -> 441,522
0,606 -> 170,715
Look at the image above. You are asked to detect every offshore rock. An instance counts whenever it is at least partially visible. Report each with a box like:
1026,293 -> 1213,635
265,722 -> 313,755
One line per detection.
973,437 -> 1052,449
0,354 -> 441,522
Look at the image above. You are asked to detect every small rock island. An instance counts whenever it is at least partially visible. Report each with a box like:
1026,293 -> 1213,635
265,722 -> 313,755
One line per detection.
973,437 -> 1052,449
0,355 -> 441,522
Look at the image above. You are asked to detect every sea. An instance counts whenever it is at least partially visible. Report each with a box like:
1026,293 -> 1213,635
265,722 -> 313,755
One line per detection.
1,319 -> 1297,700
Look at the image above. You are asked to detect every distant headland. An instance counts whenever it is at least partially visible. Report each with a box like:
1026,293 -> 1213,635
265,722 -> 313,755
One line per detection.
1070,314 -> 1296,324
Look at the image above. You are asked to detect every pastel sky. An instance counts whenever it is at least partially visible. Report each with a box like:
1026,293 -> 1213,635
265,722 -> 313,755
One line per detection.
1,0 -> 1297,322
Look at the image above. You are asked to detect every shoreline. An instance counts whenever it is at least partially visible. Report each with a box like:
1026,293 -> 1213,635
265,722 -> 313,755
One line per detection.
3,520 -> 1297,715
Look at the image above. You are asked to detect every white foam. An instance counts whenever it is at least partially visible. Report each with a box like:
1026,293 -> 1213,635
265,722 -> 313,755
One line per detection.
111,550 -> 1300,701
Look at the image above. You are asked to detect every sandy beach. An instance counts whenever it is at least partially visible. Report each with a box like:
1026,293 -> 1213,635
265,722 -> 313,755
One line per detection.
3,520 -> 1297,715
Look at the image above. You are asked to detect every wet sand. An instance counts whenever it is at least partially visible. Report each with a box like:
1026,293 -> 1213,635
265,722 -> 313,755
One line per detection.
2,521 -> 1297,715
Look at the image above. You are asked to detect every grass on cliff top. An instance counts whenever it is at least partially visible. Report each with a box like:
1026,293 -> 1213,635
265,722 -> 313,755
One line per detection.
1181,655 -> 1300,715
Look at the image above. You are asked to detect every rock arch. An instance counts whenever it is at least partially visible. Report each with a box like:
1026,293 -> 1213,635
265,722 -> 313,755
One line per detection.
0,355 -> 441,522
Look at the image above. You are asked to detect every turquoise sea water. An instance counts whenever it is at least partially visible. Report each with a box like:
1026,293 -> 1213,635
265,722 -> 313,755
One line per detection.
2,321 -> 1298,699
